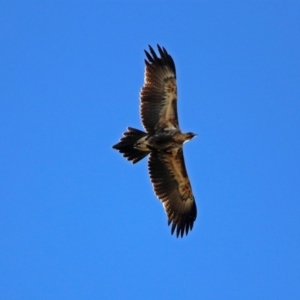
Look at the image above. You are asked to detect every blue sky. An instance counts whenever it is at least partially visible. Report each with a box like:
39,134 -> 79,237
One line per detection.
1,2 -> 300,299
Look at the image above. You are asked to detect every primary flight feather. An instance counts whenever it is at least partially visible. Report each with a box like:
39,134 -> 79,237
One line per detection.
112,45 -> 197,237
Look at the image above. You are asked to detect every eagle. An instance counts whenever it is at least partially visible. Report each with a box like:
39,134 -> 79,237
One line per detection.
112,45 -> 197,237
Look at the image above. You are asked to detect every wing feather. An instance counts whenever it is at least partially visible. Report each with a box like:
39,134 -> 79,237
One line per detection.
148,148 -> 197,237
140,45 -> 179,134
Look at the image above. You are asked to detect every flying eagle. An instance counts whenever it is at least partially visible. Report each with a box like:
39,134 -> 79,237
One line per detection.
112,45 -> 197,237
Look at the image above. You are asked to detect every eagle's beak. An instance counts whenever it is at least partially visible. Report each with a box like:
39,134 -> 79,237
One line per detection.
188,133 -> 197,140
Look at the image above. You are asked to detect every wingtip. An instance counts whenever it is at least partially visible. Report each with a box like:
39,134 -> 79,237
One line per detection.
169,218 -> 194,238
149,45 -> 158,60
157,44 -> 162,52
146,44 -> 153,54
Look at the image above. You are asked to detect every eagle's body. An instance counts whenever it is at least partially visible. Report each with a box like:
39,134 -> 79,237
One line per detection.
113,45 -> 197,237
135,129 -> 195,152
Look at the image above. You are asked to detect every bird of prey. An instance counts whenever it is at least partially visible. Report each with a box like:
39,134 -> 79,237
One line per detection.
112,45 -> 197,237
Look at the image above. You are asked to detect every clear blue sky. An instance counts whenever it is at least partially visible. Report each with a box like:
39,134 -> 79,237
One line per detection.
1,2 -> 299,299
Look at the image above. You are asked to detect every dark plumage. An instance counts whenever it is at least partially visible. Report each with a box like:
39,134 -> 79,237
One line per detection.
113,45 -> 197,237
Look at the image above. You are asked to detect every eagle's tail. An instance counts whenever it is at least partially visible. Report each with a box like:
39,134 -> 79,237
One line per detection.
112,127 -> 150,164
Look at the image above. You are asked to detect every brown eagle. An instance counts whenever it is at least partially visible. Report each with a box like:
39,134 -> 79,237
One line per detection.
112,45 -> 197,237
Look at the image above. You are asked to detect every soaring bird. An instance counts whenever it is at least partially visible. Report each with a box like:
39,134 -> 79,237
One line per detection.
112,45 -> 197,237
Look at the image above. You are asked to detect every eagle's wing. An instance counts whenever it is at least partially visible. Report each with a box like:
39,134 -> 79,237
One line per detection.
148,148 -> 197,237
140,45 -> 179,134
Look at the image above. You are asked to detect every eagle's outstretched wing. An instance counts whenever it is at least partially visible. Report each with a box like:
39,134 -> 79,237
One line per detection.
140,45 -> 179,134
148,148 -> 197,237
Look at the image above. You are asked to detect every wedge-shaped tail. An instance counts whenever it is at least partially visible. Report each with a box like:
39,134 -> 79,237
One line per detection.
112,127 -> 149,164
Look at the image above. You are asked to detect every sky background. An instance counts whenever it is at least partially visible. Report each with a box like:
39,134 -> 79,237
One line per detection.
1,2 -> 300,299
